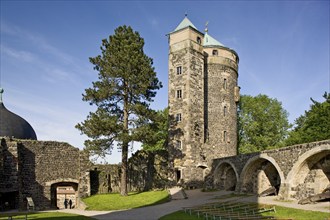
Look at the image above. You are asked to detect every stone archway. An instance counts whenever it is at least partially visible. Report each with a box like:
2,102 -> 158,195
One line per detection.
46,179 -> 79,209
51,182 -> 78,209
240,154 -> 283,195
214,161 -> 238,191
286,147 -> 330,200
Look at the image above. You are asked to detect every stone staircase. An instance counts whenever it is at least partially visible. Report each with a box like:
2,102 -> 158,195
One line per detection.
168,186 -> 188,200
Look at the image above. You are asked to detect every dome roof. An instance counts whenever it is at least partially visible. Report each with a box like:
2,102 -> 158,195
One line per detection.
0,88 -> 37,140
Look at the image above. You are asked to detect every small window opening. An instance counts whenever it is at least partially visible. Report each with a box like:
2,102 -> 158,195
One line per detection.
224,79 -> 227,90
176,89 -> 182,98
212,50 -> 218,56
176,113 -> 182,122
176,140 -> 182,149
177,66 -> 182,75
197,37 -> 201,44
223,131 -> 227,142
224,106 -> 227,116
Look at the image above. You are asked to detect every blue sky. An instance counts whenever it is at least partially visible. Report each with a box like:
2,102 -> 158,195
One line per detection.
1,1 -> 329,163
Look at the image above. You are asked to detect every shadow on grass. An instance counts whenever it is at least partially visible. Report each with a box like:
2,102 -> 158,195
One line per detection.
0,212 -> 95,220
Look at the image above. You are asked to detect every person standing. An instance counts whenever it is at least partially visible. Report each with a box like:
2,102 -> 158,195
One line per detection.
64,199 -> 68,209
69,199 -> 73,209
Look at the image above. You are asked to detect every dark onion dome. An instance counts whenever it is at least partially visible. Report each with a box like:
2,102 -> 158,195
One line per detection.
0,88 -> 37,140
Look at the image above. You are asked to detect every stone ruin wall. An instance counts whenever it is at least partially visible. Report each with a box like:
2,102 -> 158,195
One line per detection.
208,140 -> 330,200
0,138 -> 91,210
90,150 -> 171,194
0,139 -> 20,209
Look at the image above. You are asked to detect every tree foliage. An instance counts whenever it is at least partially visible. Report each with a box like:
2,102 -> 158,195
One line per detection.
285,92 -> 330,145
238,94 -> 290,153
76,25 -> 162,196
140,107 -> 169,152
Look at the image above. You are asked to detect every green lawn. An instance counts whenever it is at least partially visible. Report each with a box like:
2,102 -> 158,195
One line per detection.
159,205 -> 330,220
0,212 -> 95,220
83,190 -> 170,211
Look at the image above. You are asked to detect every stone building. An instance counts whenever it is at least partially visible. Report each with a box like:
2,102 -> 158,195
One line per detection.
0,88 -> 91,210
167,16 -> 240,187
167,16 -> 330,200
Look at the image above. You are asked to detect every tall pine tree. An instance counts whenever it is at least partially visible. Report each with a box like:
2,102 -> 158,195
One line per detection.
76,25 -> 162,196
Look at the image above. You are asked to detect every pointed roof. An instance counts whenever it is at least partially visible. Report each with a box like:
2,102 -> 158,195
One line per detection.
173,16 -> 198,32
203,31 -> 224,47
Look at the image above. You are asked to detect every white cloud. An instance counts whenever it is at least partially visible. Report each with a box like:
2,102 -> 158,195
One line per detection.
1,45 -> 37,62
1,21 -> 74,64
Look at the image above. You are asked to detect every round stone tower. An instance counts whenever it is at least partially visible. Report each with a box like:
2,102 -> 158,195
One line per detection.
167,16 -> 239,187
202,30 -> 240,159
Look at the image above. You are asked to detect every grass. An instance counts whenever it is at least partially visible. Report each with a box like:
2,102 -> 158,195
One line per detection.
268,205 -> 330,220
0,212 -> 95,220
83,190 -> 170,211
159,205 -> 330,220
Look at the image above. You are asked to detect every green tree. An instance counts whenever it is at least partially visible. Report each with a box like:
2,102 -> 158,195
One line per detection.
238,94 -> 290,153
140,107 -> 168,152
76,25 -> 162,196
285,92 -> 330,145
137,107 -> 169,191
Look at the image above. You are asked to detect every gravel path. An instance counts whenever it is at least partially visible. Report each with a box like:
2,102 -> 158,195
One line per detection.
56,190 -> 330,220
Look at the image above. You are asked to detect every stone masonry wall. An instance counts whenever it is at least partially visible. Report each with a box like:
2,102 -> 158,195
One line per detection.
91,150 -> 171,194
0,138 -> 91,210
207,140 -> 330,200
168,31 -> 205,184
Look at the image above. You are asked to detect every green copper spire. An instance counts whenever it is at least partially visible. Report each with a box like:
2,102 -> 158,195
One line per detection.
203,31 -> 224,47
174,16 -> 198,32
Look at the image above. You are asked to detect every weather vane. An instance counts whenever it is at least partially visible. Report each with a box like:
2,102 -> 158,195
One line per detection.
205,21 -> 209,32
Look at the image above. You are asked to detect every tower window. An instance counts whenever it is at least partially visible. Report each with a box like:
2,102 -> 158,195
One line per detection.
224,106 -> 227,116
176,140 -> 182,149
197,37 -> 201,44
212,50 -> 218,56
177,66 -> 182,75
176,113 -> 182,122
176,89 -> 182,98
223,131 -> 227,142
224,79 -> 227,90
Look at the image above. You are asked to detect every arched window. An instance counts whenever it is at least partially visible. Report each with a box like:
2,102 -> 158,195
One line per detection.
212,50 -> 218,56
223,131 -> 227,142
224,106 -> 227,116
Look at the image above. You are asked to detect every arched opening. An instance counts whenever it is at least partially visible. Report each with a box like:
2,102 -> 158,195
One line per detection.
241,157 -> 281,196
197,164 -> 208,180
214,162 -> 237,191
175,168 -> 182,184
0,191 -> 18,210
290,150 -> 330,200
50,182 -> 78,209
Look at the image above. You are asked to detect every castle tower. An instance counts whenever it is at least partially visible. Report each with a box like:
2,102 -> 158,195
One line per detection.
168,16 -> 239,187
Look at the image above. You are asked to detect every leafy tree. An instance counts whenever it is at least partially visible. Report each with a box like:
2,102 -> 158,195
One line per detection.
285,92 -> 330,145
238,94 -> 290,153
76,25 -> 162,196
140,107 -> 168,152
134,107 -> 168,191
